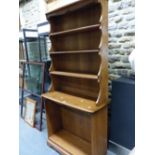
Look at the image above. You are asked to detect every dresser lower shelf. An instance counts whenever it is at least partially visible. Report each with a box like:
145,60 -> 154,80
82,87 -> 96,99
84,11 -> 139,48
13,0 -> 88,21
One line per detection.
48,129 -> 91,155
42,91 -> 106,113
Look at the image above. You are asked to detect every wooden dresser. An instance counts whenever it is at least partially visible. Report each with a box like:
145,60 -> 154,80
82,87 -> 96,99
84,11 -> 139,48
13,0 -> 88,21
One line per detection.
42,0 -> 108,154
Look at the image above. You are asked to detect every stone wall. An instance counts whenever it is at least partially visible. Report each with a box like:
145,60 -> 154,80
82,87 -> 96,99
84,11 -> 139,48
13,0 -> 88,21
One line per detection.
108,0 -> 135,96
19,0 -> 47,29
20,0 -> 40,29
108,0 -> 135,80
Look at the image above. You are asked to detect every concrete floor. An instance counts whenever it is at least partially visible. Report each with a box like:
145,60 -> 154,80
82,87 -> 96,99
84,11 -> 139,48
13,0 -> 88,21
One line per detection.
19,117 -> 59,155
19,117 -> 117,155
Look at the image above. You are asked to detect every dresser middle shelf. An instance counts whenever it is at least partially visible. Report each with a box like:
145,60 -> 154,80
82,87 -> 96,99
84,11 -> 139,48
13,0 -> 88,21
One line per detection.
42,91 -> 105,113
50,71 -> 98,80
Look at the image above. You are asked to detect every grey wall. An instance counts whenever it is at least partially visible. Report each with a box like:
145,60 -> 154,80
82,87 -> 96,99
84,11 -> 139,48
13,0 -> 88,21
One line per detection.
108,0 -> 135,96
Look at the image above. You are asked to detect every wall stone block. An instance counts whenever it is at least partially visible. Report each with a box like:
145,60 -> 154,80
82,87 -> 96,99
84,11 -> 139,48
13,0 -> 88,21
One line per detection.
119,37 -> 132,43
126,14 -> 135,21
124,30 -> 135,36
109,43 -> 122,49
108,55 -> 121,63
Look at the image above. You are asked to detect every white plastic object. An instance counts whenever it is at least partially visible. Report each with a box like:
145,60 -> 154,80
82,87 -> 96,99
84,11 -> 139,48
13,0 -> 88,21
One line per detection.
129,49 -> 135,72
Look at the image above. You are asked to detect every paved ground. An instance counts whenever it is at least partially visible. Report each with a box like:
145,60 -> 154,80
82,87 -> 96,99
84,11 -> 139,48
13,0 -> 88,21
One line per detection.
19,117 -> 117,155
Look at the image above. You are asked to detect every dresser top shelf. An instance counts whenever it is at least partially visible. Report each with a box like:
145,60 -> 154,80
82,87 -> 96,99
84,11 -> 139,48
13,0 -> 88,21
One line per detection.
42,91 -> 106,113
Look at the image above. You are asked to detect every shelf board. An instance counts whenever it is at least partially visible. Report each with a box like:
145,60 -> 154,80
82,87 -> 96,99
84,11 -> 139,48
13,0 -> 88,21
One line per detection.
42,91 -> 105,113
50,71 -> 98,80
50,49 -> 99,55
48,130 -> 91,155
50,24 -> 100,37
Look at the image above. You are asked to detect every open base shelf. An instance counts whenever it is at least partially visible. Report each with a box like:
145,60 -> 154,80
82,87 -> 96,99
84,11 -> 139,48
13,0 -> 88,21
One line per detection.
45,100 -> 108,155
48,129 -> 91,155
42,91 -> 105,113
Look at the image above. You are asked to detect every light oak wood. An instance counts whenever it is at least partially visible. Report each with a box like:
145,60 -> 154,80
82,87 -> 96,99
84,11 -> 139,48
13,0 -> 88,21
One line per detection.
46,0 -> 98,16
50,49 -> 99,54
48,130 -> 91,155
46,0 -> 80,14
96,0 -> 108,105
45,100 -> 108,155
61,107 -> 91,142
50,29 -> 101,51
42,91 -> 105,113
51,76 -> 99,100
50,24 -> 100,36
51,52 -> 100,74
91,106 -> 108,155
50,71 -> 98,80
45,99 -> 108,155
45,99 -> 62,137
43,0 -> 108,154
